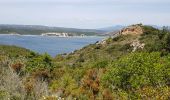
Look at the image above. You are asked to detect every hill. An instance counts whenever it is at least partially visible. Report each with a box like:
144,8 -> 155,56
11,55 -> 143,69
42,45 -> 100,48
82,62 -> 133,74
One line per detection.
0,24 -> 170,99
0,24 -> 106,36
98,25 -> 125,32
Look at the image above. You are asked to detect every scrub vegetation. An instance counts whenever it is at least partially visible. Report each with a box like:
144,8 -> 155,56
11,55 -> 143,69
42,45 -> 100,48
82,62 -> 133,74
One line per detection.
0,24 -> 170,100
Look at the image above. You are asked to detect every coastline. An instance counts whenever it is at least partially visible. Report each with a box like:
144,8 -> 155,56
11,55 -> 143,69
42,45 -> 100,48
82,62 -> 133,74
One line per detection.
0,33 -> 106,38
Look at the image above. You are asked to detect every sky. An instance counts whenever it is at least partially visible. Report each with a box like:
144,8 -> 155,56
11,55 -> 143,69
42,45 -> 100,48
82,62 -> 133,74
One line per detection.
0,0 -> 170,29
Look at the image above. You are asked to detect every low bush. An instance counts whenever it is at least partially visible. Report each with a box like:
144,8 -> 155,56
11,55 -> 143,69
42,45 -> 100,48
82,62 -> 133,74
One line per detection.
102,52 -> 170,90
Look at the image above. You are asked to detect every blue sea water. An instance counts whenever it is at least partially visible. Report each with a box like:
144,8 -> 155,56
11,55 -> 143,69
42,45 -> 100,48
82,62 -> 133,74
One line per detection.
0,35 -> 105,57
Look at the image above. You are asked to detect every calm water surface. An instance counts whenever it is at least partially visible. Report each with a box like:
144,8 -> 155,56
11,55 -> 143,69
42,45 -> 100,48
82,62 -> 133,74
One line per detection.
0,35 -> 105,57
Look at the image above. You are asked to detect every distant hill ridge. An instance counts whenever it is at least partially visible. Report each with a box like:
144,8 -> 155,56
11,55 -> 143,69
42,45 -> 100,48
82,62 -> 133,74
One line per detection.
0,24 -> 169,36
0,24 -> 106,36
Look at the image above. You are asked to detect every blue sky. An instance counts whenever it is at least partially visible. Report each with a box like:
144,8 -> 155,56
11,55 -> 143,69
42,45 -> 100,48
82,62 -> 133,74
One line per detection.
0,0 -> 170,29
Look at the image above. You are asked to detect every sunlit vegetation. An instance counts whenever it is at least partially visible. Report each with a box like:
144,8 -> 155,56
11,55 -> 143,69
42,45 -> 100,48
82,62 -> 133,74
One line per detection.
0,25 -> 170,99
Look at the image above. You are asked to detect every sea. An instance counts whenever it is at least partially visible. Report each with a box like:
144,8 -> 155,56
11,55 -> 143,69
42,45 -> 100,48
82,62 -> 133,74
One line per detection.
0,34 -> 105,57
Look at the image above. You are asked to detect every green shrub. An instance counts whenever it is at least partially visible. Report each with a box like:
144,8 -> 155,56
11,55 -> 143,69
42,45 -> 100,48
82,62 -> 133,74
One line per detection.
142,26 -> 159,35
93,60 -> 108,68
102,52 -> 170,90
26,53 -> 53,72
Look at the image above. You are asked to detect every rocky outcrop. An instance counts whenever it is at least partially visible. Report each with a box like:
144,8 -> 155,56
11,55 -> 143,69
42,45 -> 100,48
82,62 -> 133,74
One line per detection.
119,24 -> 143,35
96,24 -> 144,46
96,39 -> 107,45
130,39 -> 145,52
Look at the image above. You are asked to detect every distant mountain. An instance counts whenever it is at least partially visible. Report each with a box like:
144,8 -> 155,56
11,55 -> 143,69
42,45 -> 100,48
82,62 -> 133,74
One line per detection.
0,24 -> 105,36
98,25 -> 170,32
96,25 -> 125,36
99,25 -> 170,32
98,25 -> 125,32
146,25 -> 170,30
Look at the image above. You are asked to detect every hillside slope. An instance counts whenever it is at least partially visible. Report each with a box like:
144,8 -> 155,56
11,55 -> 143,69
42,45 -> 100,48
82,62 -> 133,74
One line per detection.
0,24 -> 170,99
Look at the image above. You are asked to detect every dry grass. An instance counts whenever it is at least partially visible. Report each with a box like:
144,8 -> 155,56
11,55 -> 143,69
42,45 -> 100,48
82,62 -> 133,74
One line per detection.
0,60 -> 49,100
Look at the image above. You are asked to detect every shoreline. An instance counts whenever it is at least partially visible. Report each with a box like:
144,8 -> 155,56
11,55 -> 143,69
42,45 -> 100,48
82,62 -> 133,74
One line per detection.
0,33 -> 106,38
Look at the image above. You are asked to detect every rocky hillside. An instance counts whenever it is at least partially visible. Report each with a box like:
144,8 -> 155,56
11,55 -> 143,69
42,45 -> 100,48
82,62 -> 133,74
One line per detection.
105,24 -> 143,36
97,24 -> 145,52
118,24 -> 143,35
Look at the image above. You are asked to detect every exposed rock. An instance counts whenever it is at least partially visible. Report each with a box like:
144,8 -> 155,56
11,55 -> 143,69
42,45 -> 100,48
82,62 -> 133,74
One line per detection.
96,24 -> 144,46
130,39 -> 145,52
96,39 -> 107,45
119,24 -> 143,35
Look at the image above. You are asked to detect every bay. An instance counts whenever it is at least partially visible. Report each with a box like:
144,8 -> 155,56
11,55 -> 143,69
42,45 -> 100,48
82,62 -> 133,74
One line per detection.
0,34 -> 105,57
